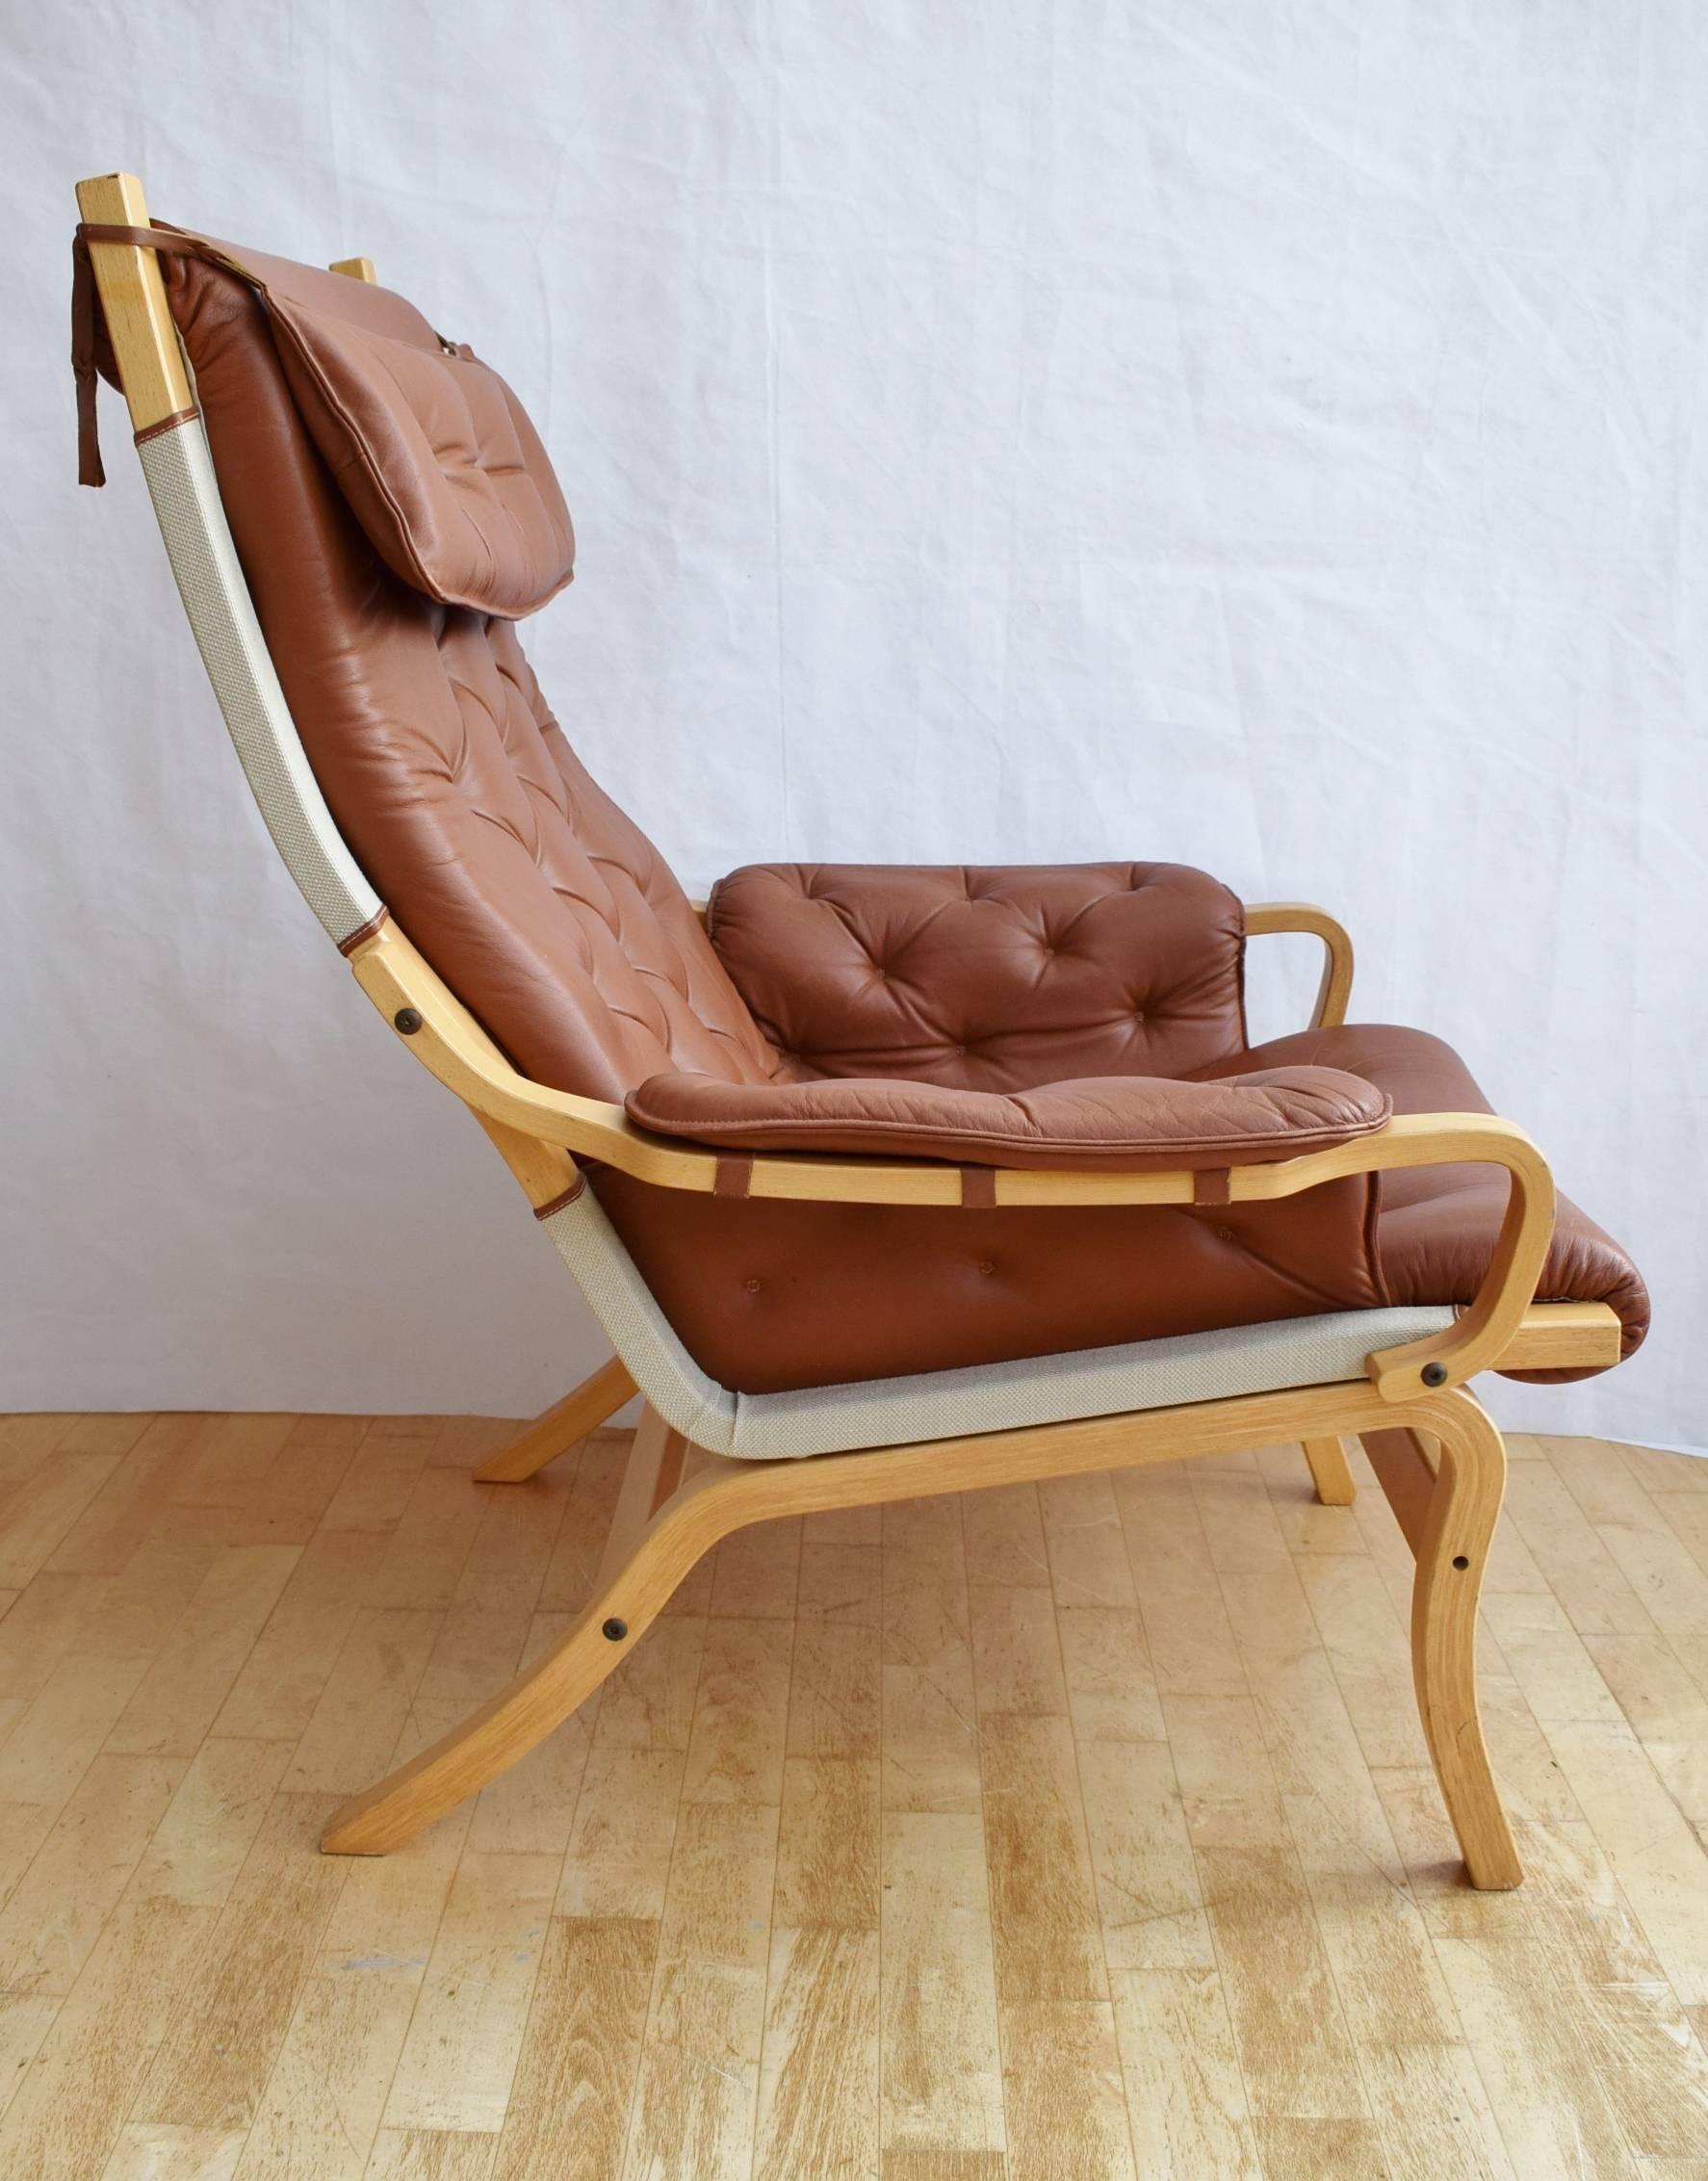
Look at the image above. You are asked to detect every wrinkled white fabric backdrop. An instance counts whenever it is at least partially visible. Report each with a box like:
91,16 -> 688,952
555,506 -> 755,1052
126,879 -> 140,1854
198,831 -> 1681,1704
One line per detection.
2,2 -> 1702,1447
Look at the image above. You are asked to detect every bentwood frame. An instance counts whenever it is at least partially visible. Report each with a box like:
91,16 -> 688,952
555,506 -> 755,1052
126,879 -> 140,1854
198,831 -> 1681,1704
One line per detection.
78,172 -> 1626,1887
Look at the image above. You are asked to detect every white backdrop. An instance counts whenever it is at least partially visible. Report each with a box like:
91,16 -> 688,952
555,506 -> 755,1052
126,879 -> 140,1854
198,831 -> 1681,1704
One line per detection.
2,2 -> 1702,1448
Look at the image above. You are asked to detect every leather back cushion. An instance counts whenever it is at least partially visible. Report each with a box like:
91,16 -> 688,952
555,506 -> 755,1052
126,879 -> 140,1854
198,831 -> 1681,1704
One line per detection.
708,863 -> 1248,1091
163,247 -> 779,1103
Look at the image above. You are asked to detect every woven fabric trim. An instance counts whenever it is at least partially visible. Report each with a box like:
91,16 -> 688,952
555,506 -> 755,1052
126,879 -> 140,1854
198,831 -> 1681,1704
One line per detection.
540,1185 -> 1455,1461
136,415 -> 382,945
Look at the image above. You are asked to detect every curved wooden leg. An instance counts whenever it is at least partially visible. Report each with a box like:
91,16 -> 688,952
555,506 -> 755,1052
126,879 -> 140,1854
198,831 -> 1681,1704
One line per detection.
1301,1435 -> 1356,1505
1411,1390 -> 1522,1890
326,1407 -> 696,1854
475,1356 -> 636,1483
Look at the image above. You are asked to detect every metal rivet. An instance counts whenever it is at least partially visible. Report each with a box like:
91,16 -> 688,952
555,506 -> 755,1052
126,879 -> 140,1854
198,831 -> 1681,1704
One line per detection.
602,1618 -> 628,1642
394,1007 -> 423,1035
1452,1554 -> 1469,1571
1421,1361 -> 1449,1388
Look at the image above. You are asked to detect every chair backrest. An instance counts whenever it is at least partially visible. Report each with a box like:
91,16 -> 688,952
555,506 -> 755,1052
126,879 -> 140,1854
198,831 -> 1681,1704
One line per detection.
79,187 -> 782,1106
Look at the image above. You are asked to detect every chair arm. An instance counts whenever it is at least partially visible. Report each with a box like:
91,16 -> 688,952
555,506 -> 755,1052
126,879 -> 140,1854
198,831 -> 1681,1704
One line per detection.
1244,902 -> 1355,1028
351,921 -> 1553,1403
623,1064 -> 1392,1171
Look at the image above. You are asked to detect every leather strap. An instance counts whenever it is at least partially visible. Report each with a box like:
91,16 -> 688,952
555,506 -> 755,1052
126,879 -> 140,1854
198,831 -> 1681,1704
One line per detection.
71,221 -> 262,488
531,1170 -> 587,1221
959,1165 -> 998,1208
1193,1169 -> 1233,1206
72,219 -> 464,491
713,1154 -> 754,1199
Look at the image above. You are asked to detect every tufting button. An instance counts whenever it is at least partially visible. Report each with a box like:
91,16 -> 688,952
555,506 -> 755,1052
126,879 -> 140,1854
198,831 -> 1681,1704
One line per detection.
1215,1225 -> 1235,1243
976,1259 -> 996,1277
744,1277 -> 763,1294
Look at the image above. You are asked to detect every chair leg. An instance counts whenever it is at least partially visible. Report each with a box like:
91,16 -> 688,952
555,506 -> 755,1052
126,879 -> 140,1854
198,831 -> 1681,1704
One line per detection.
474,1355 -> 636,1483
1408,1390 -> 1522,1890
1301,1435 -> 1356,1505
324,1405 -> 687,1853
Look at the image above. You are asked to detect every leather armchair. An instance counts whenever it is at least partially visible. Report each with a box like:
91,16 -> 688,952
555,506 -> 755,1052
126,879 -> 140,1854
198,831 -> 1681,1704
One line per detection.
75,173 -> 1649,1884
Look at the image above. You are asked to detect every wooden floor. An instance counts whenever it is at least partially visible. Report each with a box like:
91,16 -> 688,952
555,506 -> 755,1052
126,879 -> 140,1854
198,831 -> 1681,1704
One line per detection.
2,1415 -> 1708,2179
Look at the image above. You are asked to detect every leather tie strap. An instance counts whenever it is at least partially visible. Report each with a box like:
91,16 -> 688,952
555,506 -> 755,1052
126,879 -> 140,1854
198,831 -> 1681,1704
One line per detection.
531,1170 -> 587,1221
70,221 -> 259,489
713,1155 -> 754,1200
959,1165 -> 998,1208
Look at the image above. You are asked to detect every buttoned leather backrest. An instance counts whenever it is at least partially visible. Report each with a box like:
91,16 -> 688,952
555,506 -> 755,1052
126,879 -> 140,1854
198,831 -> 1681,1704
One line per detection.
708,862 -> 1248,1089
157,240 -> 784,1103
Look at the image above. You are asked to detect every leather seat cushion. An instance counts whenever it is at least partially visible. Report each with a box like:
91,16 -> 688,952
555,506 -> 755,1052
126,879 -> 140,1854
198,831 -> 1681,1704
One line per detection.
594,1017 -> 1648,1395
590,1159 -> 1388,1395
1195,1024 -> 1650,1381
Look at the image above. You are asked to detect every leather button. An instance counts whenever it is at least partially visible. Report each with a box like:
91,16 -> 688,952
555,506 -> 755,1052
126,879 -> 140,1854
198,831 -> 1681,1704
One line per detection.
976,1259 -> 996,1277
1215,1225 -> 1235,1243
743,1277 -> 763,1293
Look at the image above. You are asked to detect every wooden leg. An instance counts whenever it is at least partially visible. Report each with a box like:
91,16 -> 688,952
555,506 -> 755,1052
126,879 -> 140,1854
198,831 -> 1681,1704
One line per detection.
324,1405 -> 684,1853
474,1355 -> 636,1483
1301,1435 -> 1356,1505
1395,1392 -> 1522,1890
325,1377 -> 1524,1865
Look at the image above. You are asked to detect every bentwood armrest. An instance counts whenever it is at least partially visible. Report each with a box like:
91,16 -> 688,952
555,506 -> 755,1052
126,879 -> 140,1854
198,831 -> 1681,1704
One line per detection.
351,918 -> 1554,1401
1245,901 -> 1356,1029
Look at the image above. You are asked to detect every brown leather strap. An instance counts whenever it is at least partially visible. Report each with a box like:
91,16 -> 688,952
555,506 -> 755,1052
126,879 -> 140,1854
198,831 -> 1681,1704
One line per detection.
959,1165 -> 998,1208
71,221 -> 262,489
133,407 -> 199,448
1193,1169 -> 1233,1206
69,227 -> 110,486
531,1171 -> 587,1220
334,906 -> 391,958
713,1154 -> 754,1199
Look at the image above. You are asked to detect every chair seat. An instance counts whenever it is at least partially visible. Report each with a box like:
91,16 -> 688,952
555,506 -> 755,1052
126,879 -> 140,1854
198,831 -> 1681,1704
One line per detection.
1197,1024 -> 1650,1381
594,1019 -> 1649,1395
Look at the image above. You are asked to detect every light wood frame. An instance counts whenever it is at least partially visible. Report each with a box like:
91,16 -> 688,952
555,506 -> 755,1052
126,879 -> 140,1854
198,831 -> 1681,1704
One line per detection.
78,171 -> 1628,1890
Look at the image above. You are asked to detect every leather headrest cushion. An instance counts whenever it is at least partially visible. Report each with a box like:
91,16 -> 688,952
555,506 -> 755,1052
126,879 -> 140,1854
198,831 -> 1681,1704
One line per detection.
195,233 -> 575,618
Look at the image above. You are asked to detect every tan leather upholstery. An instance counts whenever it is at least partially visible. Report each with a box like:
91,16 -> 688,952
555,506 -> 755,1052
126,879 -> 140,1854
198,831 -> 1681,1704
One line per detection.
125,228 -> 1647,1399
1195,1025 -> 1650,1382
154,246 -> 783,1106
706,861 -> 1248,1086
626,1063 -> 1390,1169
591,1163 -> 1389,1393
194,229 -> 576,616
